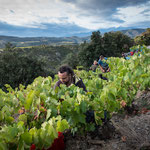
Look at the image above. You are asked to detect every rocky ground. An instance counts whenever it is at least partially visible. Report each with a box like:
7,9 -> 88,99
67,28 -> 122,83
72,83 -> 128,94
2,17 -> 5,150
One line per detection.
64,90 -> 150,150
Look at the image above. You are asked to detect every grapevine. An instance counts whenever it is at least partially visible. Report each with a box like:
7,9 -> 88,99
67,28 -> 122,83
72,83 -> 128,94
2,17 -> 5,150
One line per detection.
0,45 -> 150,149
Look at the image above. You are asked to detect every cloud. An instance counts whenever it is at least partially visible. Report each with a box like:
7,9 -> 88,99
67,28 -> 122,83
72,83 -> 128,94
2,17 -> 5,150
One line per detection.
62,0 -> 149,17
0,0 -> 150,32
0,21 -> 90,37
113,1 -> 150,28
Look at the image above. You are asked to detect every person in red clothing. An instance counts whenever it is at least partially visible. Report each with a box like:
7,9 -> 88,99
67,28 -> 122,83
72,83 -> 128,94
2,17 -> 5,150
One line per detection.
130,50 -> 136,56
130,51 -> 134,56
48,132 -> 65,150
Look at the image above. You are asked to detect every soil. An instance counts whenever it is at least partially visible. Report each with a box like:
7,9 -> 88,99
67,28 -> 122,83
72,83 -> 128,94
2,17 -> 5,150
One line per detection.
64,90 -> 150,150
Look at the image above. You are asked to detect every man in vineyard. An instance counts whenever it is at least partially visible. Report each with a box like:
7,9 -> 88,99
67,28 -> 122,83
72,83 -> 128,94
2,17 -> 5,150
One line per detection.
54,65 -> 87,92
90,60 -> 98,72
98,55 -> 110,73
54,65 -> 97,124
54,65 -> 101,124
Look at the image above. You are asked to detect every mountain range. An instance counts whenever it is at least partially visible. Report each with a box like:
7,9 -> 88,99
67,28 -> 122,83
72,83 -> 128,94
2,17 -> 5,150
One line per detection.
0,28 -> 146,48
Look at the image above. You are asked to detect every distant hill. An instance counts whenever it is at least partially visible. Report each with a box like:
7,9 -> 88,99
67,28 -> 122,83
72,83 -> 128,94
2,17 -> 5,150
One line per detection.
120,28 -> 146,38
0,36 -> 90,48
0,28 -> 146,48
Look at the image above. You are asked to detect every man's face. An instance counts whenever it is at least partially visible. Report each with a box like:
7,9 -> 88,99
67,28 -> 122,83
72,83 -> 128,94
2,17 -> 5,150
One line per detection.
58,72 -> 71,85
94,61 -> 97,65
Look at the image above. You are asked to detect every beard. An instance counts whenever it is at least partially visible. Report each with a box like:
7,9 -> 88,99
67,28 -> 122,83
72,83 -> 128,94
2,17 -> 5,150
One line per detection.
63,77 -> 72,86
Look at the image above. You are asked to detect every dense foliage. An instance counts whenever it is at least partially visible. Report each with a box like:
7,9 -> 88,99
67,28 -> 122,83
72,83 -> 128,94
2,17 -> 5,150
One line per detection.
134,28 -> 150,45
23,45 -> 79,73
0,44 -> 79,90
0,45 -> 149,149
0,49 -> 46,91
0,30 -> 137,91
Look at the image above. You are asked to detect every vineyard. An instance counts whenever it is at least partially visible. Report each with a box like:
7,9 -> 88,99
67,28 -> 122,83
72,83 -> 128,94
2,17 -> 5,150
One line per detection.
0,45 -> 150,150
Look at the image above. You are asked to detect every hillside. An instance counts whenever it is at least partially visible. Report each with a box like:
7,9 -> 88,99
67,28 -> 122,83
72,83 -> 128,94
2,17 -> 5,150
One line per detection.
120,28 -> 146,38
0,44 -> 78,72
0,28 -> 146,48
0,36 -> 90,48
0,45 -> 149,150
64,90 -> 150,150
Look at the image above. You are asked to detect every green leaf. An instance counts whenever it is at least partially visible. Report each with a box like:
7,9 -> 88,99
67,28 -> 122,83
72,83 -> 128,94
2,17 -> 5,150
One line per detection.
46,124 -> 58,139
121,88 -> 127,99
29,128 -> 39,144
78,114 -> 86,124
17,139 -> 24,150
17,91 -> 25,103
24,90 -> 35,110
110,87 -> 117,96
40,129 -> 46,140
0,111 -> 4,121
141,73 -> 149,78
86,123 -> 95,131
17,121 -> 24,127
21,131 -> 32,145
18,114 -> 27,124
0,126 -> 17,144
46,109 -> 51,121
40,93 -> 47,101
56,119 -> 69,132
108,92 -> 115,101
0,141 -> 8,150
80,101 -> 87,113
72,112 -> 86,124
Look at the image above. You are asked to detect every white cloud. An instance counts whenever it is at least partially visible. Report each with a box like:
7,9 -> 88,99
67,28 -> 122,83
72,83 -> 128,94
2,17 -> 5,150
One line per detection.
0,0 -> 150,30
113,1 -> 150,27
0,0 -> 75,27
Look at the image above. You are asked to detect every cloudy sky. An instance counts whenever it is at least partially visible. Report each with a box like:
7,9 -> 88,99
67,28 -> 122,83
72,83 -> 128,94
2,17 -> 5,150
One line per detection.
0,0 -> 150,37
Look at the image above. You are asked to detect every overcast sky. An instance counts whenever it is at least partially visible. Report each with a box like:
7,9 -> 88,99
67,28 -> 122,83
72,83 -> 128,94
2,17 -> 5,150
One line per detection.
0,0 -> 150,37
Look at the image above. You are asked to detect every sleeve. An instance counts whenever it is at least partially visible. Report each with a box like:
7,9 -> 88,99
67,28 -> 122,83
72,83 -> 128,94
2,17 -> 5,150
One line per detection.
54,80 -> 61,90
98,59 -> 102,65
75,79 -> 87,92
125,57 -> 130,60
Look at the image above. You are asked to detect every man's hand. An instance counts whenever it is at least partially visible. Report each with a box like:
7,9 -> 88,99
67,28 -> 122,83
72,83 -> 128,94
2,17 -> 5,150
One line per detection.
59,98 -> 64,102
102,69 -> 105,73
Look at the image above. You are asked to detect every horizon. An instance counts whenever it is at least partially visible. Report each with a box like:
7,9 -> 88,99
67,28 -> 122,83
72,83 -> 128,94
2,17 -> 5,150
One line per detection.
0,27 -> 147,38
0,0 -> 150,37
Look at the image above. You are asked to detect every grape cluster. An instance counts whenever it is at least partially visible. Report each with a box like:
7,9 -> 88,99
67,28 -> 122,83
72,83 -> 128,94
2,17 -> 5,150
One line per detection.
99,74 -> 108,81
85,110 -> 95,123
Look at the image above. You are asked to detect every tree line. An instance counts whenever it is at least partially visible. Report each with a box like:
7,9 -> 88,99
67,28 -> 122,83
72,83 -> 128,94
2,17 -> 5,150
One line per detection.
68,30 -> 134,68
0,44 -> 78,91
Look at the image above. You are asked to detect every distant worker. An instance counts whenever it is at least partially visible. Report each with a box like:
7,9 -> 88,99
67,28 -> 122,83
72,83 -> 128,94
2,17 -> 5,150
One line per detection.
130,50 -> 136,56
98,55 -> 110,73
90,60 -> 98,72
54,65 -> 87,92
122,52 -> 126,59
